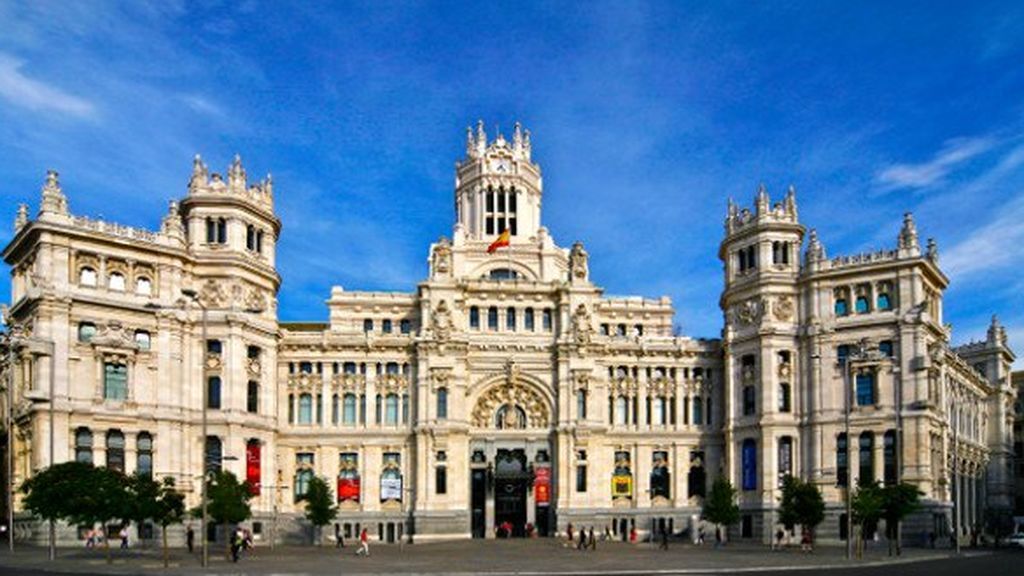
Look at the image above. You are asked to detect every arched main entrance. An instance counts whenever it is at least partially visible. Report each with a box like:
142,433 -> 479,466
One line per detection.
494,449 -> 529,537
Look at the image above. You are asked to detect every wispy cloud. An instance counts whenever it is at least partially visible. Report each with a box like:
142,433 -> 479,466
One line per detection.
0,52 -> 95,117
943,192 -> 1024,277
875,136 -> 995,192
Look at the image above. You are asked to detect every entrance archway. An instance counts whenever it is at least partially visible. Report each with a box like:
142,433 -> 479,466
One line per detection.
494,449 -> 529,537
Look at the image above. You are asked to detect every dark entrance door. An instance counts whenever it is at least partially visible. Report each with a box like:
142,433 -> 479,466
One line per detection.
494,449 -> 529,537
471,468 -> 487,538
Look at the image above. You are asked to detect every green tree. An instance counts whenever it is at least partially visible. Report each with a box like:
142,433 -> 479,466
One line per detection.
881,483 -> 922,556
194,470 -> 253,560
299,476 -> 337,546
851,481 -> 885,558
703,476 -> 740,544
21,462 -> 131,563
125,473 -> 161,549
153,478 -> 186,567
777,476 -> 825,545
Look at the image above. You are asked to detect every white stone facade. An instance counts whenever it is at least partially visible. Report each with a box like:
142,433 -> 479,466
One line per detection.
0,124 -> 1017,546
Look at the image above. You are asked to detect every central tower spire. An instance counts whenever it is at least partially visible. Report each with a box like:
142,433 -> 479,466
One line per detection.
454,120 -> 542,243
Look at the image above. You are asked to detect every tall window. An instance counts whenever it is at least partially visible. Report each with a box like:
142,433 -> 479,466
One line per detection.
487,307 -> 498,330
469,306 -> 480,329
855,372 -> 875,406
692,395 -> 703,425
385,394 -> 399,425
436,388 -> 448,420
206,217 -> 227,244
879,340 -> 894,358
75,428 -> 93,464
777,436 -> 793,487
246,224 -> 256,250
435,466 -> 447,495
506,307 -> 516,330
205,436 -> 223,473
298,393 -> 313,424
742,385 -> 756,416
576,464 -> 588,492
859,432 -> 875,485
650,451 -> 671,498
741,439 -> 757,491
525,308 -> 535,331
137,432 -> 153,477
343,393 -> 357,424
877,287 -> 892,311
855,295 -> 870,314
835,289 -> 849,316
837,433 -> 848,487
778,383 -> 791,412
207,376 -> 222,409
207,339 -> 222,355
79,267 -> 97,286
542,309 -> 552,331
295,453 -> 314,501
363,319 -> 374,333
688,451 -> 706,498
247,381 -> 259,413
615,395 -> 628,425
400,319 -> 411,334
382,319 -> 393,334
484,186 -> 518,236
772,241 -> 790,265
288,394 -> 295,424
883,430 -> 897,485
576,389 -> 587,420
653,396 -> 666,425
103,362 -> 128,400
331,394 -> 340,424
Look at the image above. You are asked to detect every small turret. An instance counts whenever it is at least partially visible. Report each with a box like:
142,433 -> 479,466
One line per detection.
475,120 -> 487,157
898,212 -> 920,255
805,229 -> 826,264
784,185 -> 798,219
14,203 -> 29,232
755,183 -> 770,216
160,200 -> 185,244
927,237 -> 938,262
38,170 -> 68,216
228,154 -> 247,192
189,154 -> 209,191
987,314 -> 1008,347
466,126 -> 476,158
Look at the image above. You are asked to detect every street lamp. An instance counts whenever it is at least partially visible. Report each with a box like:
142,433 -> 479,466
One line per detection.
841,339 -> 870,561
180,288 -> 209,568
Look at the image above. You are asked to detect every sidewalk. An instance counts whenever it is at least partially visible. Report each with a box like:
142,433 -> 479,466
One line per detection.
0,539 -> 982,575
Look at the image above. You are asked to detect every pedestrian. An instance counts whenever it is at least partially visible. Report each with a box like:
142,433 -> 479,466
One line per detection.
774,527 -> 784,551
629,526 -> 637,543
577,526 -> 586,550
119,525 -> 129,549
567,522 -> 574,545
588,527 -> 596,550
335,524 -> 345,548
698,527 -> 705,545
800,530 -> 812,553
660,527 -> 669,550
230,529 -> 241,563
714,526 -> 722,549
356,527 -> 370,557
603,525 -> 611,541
85,528 -> 95,549
186,524 -> 194,553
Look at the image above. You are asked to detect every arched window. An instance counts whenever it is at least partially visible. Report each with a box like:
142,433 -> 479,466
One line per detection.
576,389 -> 586,420
855,295 -> 869,314
78,322 -> 97,342
134,330 -> 151,351
385,362 -> 399,375
135,276 -> 152,296
836,433 -> 848,486
298,393 -> 313,424
855,372 -> 876,406
206,218 -> 216,243
331,394 -> 339,424
524,308 -> 535,331
877,291 -> 892,311
506,307 -> 516,330
542,309 -> 552,331
108,272 -> 125,291
834,288 -> 849,316
653,396 -> 666,425
650,451 -> 671,499
137,432 -> 153,477
859,432 -> 875,485
380,453 -> 403,502
778,383 -> 791,412
256,230 -> 264,253
692,395 -> 703,425
75,428 -> 93,464
382,319 -> 393,333
294,453 -> 314,501
488,268 -> 518,281
469,306 -> 480,329
436,387 -> 448,420
487,307 -> 498,330
103,362 -> 128,400
343,393 -> 357,425
216,218 -> 227,244
385,394 -> 399,425
205,436 -> 223,473
207,376 -> 222,410
106,430 -> 125,472
246,224 -> 256,251
615,395 -> 628,425
742,385 -> 756,416
79,267 -> 97,286
687,451 -> 706,498
247,381 -> 259,413
777,436 -> 793,487
741,439 -> 757,491
883,430 -> 897,485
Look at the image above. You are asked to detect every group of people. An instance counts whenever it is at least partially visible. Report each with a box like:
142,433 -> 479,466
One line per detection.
567,524 -> 599,550
82,525 -> 131,549
229,527 -> 255,562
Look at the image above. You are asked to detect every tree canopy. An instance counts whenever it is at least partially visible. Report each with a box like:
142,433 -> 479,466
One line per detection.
201,470 -> 253,527
300,476 -> 337,545
777,476 -> 825,532
703,476 -> 740,528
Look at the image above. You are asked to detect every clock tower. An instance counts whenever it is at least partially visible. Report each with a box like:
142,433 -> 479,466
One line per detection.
454,121 -> 543,244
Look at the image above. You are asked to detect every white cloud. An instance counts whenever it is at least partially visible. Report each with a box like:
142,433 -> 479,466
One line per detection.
943,192 -> 1024,277
875,136 -> 995,191
0,53 -> 95,118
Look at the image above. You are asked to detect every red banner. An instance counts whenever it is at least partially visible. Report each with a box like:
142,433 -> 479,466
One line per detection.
246,442 -> 261,496
534,467 -> 551,506
338,477 -> 361,502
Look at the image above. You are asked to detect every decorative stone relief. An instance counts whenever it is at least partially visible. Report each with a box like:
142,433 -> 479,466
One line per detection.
430,300 -> 454,341
734,298 -> 762,326
572,304 -> 593,347
471,380 -> 549,429
569,241 -> 589,281
772,295 -> 794,322
431,236 -> 452,278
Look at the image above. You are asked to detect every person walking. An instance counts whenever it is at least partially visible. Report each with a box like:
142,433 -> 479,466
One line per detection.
603,525 -> 612,541
186,524 -> 194,553
773,527 -> 784,551
697,527 -> 705,546
119,525 -> 129,549
587,527 -> 596,550
566,523 -> 574,546
356,527 -> 370,557
335,524 -> 345,548
230,529 -> 241,563
714,526 -> 722,549
577,526 -> 587,550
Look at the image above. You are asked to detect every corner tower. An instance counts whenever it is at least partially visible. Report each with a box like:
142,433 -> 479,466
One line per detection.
454,121 -> 542,243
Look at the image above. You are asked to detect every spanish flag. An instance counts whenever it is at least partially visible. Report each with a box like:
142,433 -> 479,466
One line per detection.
487,229 -> 511,254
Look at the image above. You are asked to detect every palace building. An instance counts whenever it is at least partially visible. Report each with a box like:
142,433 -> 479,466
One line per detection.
0,122 -> 1017,546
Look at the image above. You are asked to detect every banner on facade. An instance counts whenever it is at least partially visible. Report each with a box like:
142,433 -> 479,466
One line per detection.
245,442 -> 261,496
380,477 -> 403,501
534,467 -> 551,506
611,474 -> 633,498
338,477 -> 361,502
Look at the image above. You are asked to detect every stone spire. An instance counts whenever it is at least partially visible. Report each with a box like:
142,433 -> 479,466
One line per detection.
465,126 -> 476,158
784,185 -> 798,219
160,199 -> 185,241
805,228 -> 826,263
926,237 -> 938,262
228,154 -> 246,192
475,119 -> 487,156
14,203 -> 29,232
189,154 -> 209,192
522,128 -> 532,159
987,314 -> 1008,347
39,170 -> 68,216
898,212 -> 920,253
513,121 -> 524,155
754,183 -> 770,216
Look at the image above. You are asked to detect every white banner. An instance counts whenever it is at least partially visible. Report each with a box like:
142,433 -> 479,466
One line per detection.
380,477 -> 403,500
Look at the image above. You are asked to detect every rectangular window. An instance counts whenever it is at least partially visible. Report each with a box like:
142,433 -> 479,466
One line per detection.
576,465 -> 587,492
487,307 -> 498,330
435,467 -> 447,495
247,381 -> 259,413
524,308 -> 535,331
400,319 -> 411,334
382,319 -> 393,334
363,319 -> 374,333
103,363 -> 128,400
486,217 -> 494,235
542,309 -> 552,331
506,307 -> 516,330
879,340 -> 894,358
856,373 -> 875,406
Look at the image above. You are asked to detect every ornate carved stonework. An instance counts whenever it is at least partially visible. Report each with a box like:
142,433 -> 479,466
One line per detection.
431,236 -> 452,278
430,367 -> 452,391
572,304 -> 593,347
734,298 -> 762,326
471,381 -> 549,429
569,241 -> 589,281
772,295 -> 794,322
430,300 -> 454,341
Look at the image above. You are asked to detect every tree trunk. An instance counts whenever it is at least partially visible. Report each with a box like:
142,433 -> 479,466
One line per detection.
162,525 -> 169,568
895,520 -> 902,556
224,523 -> 231,561
104,525 -> 112,564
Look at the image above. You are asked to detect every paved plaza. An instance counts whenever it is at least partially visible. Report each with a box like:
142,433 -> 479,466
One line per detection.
0,539 -> 1015,576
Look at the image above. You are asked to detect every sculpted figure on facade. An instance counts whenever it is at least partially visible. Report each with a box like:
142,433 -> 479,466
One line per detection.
569,241 -> 589,282
572,304 -> 593,347
431,236 -> 452,278
771,295 -> 794,322
430,300 -> 454,342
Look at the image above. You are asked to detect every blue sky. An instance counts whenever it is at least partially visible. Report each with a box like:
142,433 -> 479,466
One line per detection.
1,1 -> 1023,365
